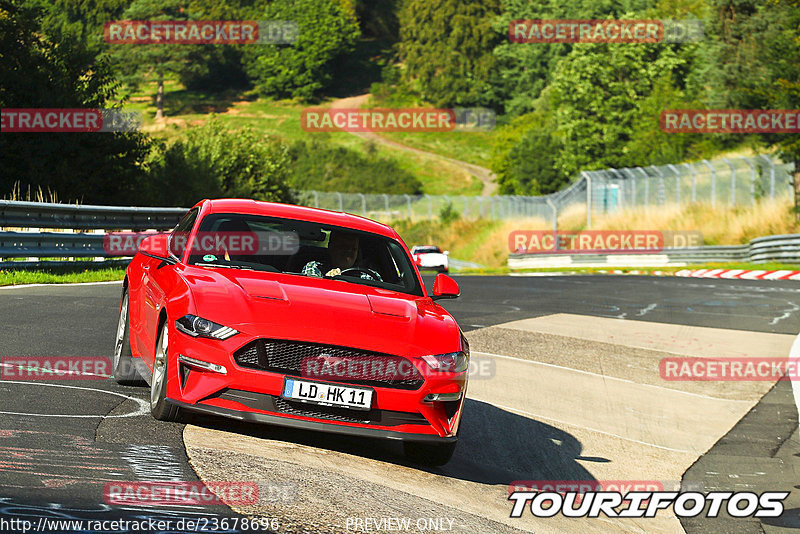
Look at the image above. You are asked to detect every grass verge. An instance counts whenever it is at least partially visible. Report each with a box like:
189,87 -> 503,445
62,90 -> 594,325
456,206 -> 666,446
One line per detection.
128,80 -> 481,196
0,265 -> 127,287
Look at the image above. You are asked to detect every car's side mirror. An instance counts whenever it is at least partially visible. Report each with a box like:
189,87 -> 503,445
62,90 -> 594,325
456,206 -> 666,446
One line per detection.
431,273 -> 459,301
443,250 -> 449,256
139,233 -> 174,262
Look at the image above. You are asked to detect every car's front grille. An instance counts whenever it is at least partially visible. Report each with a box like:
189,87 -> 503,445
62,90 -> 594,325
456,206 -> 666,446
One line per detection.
272,396 -> 371,424
232,339 -> 424,390
209,389 -> 429,427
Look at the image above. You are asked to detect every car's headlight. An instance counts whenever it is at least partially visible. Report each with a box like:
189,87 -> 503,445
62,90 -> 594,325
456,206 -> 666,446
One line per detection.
421,351 -> 469,373
175,314 -> 238,340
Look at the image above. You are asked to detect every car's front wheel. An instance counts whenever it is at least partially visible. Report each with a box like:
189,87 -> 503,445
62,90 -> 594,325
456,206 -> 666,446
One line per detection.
150,322 -> 182,422
112,290 -> 144,385
403,440 -> 457,466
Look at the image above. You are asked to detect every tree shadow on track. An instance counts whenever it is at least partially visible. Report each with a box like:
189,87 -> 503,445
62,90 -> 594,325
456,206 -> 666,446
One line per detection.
444,399 -> 605,485
183,398 -> 603,488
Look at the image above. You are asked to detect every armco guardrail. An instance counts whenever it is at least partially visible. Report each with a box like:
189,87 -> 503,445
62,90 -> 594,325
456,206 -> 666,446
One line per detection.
0,200 -> 187,268
508,234 -> 800,269
3,200 -> 800,270
0,200 -> 186,230
0,232 -> 108,257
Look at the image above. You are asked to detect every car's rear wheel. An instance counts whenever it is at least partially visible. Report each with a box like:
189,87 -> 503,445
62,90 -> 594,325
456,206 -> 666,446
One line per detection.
113,290 -> 144,385
150,322 -> 182,422
403,440 -> 457,466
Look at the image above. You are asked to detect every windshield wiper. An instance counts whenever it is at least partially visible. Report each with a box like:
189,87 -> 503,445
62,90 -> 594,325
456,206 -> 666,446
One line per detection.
198,262 -> 255,270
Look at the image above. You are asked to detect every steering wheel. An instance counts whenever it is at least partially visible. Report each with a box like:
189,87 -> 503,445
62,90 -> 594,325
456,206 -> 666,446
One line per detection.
339,267 -> 381,280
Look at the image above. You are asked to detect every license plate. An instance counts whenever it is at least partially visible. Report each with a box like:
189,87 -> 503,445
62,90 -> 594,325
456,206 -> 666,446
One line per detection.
282,378 -> 373,411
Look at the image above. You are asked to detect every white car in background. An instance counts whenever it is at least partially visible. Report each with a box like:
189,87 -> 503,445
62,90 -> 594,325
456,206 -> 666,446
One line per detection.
411,245 -> 449,273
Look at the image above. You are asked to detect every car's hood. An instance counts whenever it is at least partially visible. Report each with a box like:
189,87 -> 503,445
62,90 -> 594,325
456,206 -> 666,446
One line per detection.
179,266 -> 461,357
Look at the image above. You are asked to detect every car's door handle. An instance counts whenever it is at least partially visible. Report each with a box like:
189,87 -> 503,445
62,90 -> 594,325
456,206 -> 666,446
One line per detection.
142,263 -> 150,271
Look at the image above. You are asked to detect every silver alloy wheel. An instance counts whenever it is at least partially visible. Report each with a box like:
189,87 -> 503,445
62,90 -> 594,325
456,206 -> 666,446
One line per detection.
113,293 -> 128,371
151,324 -> 168,407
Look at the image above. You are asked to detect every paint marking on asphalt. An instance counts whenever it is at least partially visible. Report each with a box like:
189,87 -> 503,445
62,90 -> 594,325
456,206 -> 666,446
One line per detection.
769,301 -> 800,325
0,380 -> 148,418
636,303 -> 658,316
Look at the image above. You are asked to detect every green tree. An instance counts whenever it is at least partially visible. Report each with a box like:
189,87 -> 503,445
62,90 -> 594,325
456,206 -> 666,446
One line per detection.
0,0 -> 152,204
355,0 -> 400,40
286,138 -> 422,194
397,0 -> 502,108
490,91 -> 568,195
109,0 -> 201,119
549,40 -> 686,178
625,74 -> 707,166
146,117 -> 294,206
692,0 -> 800,206
179,0 -> 253,91
242,0 -> 360,100
492,0 -> 655,115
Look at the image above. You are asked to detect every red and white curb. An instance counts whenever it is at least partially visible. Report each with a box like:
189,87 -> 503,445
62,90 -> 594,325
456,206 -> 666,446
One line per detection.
510,269 -> 800,281
674,269 -> 800,281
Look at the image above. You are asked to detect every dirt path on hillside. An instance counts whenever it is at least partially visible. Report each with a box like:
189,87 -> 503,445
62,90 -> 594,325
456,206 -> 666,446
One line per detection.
332,94 -> 497,196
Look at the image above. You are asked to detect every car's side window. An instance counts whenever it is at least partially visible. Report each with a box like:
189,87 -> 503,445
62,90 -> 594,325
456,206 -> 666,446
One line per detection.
169,208 -> 199,259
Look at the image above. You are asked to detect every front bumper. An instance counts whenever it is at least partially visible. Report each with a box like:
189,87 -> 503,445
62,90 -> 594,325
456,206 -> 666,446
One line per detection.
166,326 -> 467,442
167,398 -> 457,444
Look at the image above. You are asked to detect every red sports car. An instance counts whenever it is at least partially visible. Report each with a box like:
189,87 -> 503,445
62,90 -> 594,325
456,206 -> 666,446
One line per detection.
113,199 -> 468,465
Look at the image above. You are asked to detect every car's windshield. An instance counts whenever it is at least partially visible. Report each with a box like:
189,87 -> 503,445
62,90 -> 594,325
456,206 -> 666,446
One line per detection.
187,213 -> 423,296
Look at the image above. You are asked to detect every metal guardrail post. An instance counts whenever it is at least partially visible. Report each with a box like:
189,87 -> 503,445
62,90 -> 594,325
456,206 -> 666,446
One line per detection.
667,164 -> 681,205
701,160 -> 716,206
404,194 -> 412,219
741,158 -> 756,204
649,166 -> 666,205
359,193 -> 366,215
383,194 -> 389,217
336,192 -> 343,212
722,158 -> 736,205
621,168 -> 637,205
425,194 -> 432,219
545,197 -> 557,236
759,154 -> 776,199
608,168 -> 620,209
636,167 -> 649,206
683,163 -> 696,203
312,190 -> 319,209
583,171 -> 592,228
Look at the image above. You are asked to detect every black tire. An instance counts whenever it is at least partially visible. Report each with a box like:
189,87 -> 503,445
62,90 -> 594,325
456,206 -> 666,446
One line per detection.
150,322 -> 183,422
403,440 -> 457,466
113,290 -> 144,385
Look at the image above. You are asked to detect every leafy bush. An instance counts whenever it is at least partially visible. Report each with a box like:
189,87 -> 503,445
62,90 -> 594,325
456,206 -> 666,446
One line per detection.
242,0 -> 360,100
397,0 -> 502,108
490,92 -> 569,195
286,138 -> 423,194
438,202 -> 460,224
144,117 -> 294,206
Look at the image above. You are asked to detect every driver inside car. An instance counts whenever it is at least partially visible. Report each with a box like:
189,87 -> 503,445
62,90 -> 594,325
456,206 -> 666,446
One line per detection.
302,230 -> 382,281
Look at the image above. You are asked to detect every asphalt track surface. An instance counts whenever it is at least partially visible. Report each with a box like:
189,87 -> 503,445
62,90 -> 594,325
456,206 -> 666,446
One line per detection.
0,274 -> 799,533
